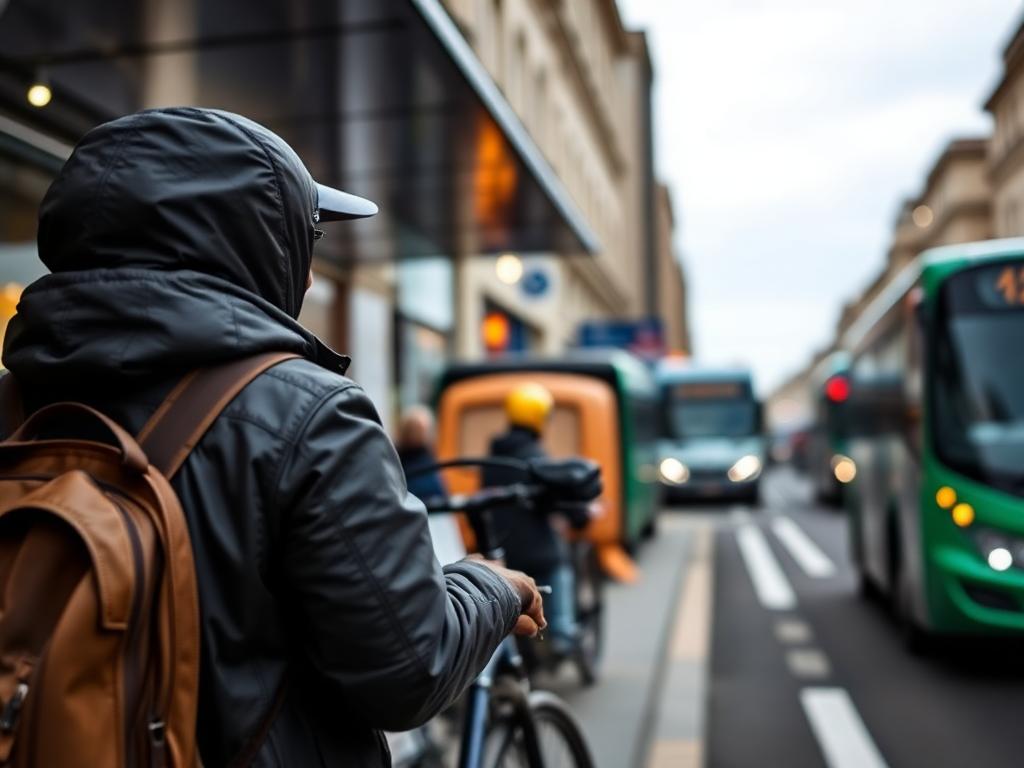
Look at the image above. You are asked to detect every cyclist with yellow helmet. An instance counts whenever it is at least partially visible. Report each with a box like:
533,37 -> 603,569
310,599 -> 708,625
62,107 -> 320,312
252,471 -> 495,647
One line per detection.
482,383 -> 589,656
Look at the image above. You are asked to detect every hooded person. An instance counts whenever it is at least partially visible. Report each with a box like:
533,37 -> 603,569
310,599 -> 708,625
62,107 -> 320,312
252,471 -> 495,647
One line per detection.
2,107 -> 545,767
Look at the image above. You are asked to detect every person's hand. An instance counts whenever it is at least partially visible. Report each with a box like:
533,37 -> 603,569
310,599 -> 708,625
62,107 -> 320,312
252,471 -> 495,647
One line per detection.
470,556 -> 547,637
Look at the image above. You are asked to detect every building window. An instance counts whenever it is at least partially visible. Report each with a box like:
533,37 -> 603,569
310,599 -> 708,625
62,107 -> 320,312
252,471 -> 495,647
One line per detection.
533,68 -> 547,145
485,0 -> 504,84
508,30 -> 527,110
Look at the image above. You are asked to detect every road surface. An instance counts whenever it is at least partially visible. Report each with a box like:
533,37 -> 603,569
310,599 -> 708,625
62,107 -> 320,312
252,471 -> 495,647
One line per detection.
557,467 -> 1024,768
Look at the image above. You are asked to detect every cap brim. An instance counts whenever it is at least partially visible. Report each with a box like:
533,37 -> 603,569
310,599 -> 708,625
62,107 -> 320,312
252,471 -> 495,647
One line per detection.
316,182 -> 378,221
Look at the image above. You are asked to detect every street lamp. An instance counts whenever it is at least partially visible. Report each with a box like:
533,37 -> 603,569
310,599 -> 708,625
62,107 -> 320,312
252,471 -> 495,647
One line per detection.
911,205 -> 933,228
495,253 -> 523,285
26,75 -> 52,108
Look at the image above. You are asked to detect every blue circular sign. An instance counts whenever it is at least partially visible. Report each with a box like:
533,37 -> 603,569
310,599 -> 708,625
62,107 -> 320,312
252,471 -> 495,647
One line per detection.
521,268 -> 550,298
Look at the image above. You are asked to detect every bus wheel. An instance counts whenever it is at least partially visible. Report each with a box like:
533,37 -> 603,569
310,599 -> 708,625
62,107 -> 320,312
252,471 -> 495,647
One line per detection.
855,567 -> 879,602
895,565 -> 931,655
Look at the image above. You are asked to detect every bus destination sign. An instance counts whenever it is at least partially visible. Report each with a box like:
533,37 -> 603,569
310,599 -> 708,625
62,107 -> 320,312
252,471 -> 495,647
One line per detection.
992,263 -> 1024,307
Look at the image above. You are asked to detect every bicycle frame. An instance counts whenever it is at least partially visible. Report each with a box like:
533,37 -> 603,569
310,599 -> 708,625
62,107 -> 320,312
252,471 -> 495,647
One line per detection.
458,636 -> 546,768
410,456 -> 600,768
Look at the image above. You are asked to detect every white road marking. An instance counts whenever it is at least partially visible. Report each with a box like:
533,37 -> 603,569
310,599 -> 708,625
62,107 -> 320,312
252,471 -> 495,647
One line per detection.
735,524 -> 797,610
786,649 -> 831,679
801,688 -> 889,768
730,507 -> 752,525
771,516 -> 836,578
774,618 -> 813,644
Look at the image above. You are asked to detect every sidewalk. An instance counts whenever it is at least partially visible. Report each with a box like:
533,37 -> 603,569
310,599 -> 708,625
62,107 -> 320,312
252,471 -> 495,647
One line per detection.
550,515 -> 705,768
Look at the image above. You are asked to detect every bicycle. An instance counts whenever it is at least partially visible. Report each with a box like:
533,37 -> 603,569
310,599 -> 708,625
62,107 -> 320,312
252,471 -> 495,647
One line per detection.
412,456 -> 601,768
427,457 -> 606,687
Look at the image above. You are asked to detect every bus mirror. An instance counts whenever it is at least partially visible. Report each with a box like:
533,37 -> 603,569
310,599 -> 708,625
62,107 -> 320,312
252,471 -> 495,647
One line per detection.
847,377 -> 906,436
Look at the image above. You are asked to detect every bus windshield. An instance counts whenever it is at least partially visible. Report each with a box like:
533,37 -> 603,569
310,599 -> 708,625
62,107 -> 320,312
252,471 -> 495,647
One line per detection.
933,264 -> 1024,494
663,380 -> 758,439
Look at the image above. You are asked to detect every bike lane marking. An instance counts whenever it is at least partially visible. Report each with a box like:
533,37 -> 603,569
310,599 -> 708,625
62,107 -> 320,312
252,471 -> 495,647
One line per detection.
647,522 -> 713,768
735,523 -> 797,610
771,515 -> 836,578
801,687 -> 889,768
742,502 -> 890,768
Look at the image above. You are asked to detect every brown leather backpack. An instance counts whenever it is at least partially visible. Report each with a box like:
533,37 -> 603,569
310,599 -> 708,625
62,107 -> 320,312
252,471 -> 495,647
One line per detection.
0,352 -> 297,767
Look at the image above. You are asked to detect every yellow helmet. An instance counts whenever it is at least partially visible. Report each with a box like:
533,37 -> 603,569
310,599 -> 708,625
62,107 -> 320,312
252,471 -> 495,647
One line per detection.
505,382 -> 554,434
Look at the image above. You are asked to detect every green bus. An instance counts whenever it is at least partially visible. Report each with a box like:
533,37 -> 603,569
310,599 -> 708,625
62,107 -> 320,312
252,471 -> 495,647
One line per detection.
843,239 -> 1024,647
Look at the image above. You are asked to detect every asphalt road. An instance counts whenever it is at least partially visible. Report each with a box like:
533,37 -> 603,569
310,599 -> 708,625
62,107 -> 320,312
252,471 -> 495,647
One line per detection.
555,467 -> 1024,768
705,467 -> 1024,768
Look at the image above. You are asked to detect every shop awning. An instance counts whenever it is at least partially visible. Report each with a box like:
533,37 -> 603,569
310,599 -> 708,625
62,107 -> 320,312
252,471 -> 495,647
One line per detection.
0,0 -> 599,264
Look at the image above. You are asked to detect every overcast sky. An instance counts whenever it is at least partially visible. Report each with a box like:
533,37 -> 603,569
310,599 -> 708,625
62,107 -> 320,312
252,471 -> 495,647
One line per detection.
619,0 -> 1022,393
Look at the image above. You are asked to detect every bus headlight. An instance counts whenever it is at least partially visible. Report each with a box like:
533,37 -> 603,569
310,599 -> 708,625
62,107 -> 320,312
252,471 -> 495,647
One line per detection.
727,455 -> 762,483
988,548 -> 1013,572
660,458 -> 690,485
975,529 -> 1024,572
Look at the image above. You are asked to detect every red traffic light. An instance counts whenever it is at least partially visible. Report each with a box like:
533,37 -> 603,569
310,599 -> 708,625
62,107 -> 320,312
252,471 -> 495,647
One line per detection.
825,375 -> 850,403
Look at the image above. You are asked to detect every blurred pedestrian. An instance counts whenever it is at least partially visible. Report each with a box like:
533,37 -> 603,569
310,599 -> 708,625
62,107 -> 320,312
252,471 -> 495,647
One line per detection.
1,107 -> 545,767
396,404 -> 447,501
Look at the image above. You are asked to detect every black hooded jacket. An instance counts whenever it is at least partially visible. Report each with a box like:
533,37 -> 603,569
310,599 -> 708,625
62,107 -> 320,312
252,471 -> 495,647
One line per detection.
3,108 -> 521,767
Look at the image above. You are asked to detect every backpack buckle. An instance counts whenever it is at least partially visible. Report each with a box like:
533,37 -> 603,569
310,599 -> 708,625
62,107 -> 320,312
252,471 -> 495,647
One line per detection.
148,718 -> 166,746
0,683 -> 28,732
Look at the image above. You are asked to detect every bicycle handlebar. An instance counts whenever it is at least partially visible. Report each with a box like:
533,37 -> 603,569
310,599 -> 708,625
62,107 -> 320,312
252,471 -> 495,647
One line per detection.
420,482 -> 543,516
410,455 -> 601,560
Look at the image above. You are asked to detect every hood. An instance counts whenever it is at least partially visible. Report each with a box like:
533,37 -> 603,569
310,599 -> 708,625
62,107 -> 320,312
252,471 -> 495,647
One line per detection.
37,107 -> 319,318
3,268 -> 349,390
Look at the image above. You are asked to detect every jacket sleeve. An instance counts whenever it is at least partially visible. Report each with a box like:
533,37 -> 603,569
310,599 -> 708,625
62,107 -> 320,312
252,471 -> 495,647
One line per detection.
275,384 -> 521,731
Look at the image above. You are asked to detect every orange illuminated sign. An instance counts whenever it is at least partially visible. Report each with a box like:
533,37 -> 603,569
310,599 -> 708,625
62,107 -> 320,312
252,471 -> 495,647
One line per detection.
482,311 -> 510,351
995,265 -> 1024,306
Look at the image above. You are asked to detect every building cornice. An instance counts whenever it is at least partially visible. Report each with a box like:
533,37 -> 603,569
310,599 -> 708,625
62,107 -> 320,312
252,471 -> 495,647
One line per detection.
595,0 -> 632,54
922,137 -> 988,194
988,129 -> 1024,185
924,200 -> 992,246
887,199 -> 992,266
985,14 -> 1024,111
537,0 -> 626,177
656,183 -> 675,227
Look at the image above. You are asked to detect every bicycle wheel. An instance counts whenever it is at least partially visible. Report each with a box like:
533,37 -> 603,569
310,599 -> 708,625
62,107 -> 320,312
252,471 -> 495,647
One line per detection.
484,691 -> 595,768
572,543 -> 605,686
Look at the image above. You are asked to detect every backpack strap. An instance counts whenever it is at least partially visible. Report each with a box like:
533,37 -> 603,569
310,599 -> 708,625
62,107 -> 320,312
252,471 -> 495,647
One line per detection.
138,352 -> 301,478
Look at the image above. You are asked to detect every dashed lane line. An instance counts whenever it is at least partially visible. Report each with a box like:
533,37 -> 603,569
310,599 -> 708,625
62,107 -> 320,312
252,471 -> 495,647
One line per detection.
786,649 -> 831,680
774,618 -> 813,644
801,688 -> 889,768
735,523 -> 797,610
771,516 -> 837,578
